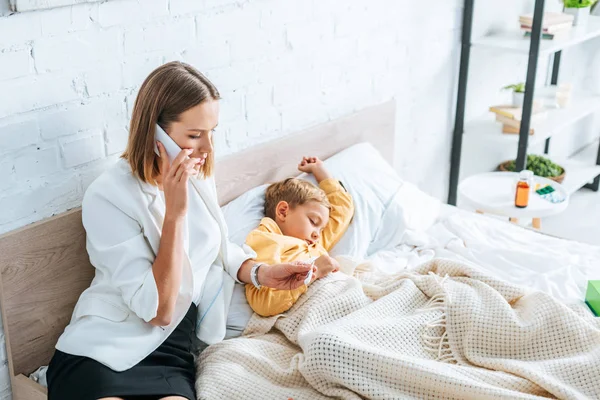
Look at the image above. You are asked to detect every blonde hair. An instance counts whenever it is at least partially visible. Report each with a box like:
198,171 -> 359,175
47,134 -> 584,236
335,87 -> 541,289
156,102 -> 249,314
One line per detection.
264,178 -> 330,219
122,61 -> 220,184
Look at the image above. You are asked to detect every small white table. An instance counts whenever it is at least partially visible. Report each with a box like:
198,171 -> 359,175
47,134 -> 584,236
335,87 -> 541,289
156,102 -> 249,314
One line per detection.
458,172 -> 570,229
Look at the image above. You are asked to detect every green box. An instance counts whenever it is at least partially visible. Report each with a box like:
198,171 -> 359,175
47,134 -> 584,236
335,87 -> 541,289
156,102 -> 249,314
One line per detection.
585,280 -> 600,317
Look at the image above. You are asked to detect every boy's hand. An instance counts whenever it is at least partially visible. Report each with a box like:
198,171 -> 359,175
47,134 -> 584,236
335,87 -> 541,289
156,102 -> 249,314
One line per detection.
298,156 -> 323,174
298,156 -> 332,183
313,255 -> 340,279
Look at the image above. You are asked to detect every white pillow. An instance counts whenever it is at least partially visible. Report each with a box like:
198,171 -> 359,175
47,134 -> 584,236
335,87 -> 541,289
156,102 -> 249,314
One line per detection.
297,143 -> 403,258
221,142 -> 439,258
222,184 -> 268,246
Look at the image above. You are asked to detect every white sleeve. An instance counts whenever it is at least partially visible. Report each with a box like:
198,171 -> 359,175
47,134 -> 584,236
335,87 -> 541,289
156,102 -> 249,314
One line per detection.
82,189 -> 159,322
224,240 -> 257,283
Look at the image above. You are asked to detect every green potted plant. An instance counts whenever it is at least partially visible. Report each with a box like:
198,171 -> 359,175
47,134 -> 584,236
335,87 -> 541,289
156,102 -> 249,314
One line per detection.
502,82 -> 526,108
499,154 -> 566,183
563,0 -> 598,26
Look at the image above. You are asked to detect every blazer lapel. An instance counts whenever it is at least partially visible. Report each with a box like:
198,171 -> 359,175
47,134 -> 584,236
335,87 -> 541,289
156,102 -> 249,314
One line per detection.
138,180 -> 190,256
190,177 -> 224,229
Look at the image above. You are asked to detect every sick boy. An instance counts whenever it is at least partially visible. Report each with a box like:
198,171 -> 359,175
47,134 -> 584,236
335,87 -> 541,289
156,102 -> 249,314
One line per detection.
245,156 -> 354,317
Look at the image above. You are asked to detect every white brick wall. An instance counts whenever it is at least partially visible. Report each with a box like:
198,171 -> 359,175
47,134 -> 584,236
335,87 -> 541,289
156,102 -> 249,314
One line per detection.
0,49 -> 32,80
11,0 -> 100,13
0,1 -> 10,15
2,0 -> 596,398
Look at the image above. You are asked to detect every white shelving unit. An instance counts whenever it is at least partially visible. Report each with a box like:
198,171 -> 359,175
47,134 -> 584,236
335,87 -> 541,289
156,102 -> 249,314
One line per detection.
472,16 -> 600,56
556,140 -> 600,194
458,16 -> 600,196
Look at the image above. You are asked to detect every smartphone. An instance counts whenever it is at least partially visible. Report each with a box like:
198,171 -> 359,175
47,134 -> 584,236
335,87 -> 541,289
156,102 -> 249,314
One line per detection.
154,124 -> 186,162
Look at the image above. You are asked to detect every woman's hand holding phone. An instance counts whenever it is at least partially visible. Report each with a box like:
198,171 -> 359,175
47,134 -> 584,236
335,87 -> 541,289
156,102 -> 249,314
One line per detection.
156,141 -> 202,221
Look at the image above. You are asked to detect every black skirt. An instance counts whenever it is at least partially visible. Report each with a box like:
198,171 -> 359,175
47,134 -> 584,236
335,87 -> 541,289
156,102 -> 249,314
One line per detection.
47,303 -> 198,400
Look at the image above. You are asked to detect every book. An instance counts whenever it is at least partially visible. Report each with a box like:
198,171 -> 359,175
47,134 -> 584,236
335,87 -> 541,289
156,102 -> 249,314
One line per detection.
520,13 -> 574,26
520,21 -> 572,34
519,12 -> 574,27
524,30 -> 570,40
489,105 -> 547,122
496,114 -> 539,133
490,105 -> 520,119
502,124 -> 534,135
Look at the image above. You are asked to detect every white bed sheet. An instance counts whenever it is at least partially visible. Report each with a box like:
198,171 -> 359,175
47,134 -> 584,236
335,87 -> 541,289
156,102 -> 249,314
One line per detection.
367,204 -> 599,306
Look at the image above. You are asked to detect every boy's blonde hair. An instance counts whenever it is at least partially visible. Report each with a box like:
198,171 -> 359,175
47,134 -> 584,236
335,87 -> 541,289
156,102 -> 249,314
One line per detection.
264,178 -> 330,220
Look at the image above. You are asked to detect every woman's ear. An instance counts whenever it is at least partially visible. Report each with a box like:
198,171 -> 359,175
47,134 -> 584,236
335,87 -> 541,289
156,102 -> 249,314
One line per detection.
275,201 -> 289,222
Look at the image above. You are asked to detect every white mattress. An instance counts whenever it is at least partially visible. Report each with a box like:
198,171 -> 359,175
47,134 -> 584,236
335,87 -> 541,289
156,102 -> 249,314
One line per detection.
367,204 -> 599,306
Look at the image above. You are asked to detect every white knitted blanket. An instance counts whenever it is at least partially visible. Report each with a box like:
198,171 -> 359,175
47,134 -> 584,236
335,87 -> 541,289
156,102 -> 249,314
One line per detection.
195,258 -> 600,400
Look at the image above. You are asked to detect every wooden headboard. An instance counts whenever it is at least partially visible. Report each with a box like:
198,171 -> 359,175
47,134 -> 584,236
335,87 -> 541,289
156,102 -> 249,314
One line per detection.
216,100 -> 396,204
0,99 -> 395,398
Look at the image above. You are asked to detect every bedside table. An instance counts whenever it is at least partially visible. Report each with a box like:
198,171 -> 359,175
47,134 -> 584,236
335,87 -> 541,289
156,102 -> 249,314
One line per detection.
458,172 -> 570,230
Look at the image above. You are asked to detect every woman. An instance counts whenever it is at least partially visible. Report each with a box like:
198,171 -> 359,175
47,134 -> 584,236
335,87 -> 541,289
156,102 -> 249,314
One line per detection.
46,62 -> 312,400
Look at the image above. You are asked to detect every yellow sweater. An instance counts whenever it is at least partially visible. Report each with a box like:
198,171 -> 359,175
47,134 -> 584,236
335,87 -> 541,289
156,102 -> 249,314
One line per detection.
245,178 -> 354,317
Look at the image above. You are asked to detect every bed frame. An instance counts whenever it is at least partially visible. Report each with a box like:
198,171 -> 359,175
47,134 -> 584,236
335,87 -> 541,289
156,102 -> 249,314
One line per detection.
0,100 -> 395,399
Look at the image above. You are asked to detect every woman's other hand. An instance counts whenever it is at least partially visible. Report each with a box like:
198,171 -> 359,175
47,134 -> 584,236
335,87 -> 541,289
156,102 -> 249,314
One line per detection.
157,142 -> 201,222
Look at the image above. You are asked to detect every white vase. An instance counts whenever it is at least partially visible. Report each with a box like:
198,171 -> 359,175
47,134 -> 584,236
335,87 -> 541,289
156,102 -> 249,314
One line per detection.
513,92 -> 525,108
564,7 -> 590,26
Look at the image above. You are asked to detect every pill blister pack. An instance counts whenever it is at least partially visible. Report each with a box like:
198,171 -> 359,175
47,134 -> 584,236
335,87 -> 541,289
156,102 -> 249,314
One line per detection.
536,185 -> 566,203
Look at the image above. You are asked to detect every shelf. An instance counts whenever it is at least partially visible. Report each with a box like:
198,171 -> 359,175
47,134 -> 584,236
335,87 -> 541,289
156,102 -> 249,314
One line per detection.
472,16 -> 600,56
555,140 -> 600,194
463,94 -> 600,148
459,139 -> 600,195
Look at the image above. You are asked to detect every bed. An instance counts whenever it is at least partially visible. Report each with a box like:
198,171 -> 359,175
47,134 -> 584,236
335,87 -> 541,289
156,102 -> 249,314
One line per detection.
0,100 -> 598,400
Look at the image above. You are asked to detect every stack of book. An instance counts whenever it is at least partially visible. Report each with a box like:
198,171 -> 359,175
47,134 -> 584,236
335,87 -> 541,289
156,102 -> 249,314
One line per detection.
520,12 -> 574,40
489,105 -> 548,135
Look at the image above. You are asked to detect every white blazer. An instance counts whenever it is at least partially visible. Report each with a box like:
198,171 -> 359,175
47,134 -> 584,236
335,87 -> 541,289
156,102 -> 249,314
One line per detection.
56,158 -> 256,372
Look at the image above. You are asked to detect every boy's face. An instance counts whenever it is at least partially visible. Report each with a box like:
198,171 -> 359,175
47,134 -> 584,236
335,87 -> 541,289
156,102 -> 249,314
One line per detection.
275,200 -> 329,245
